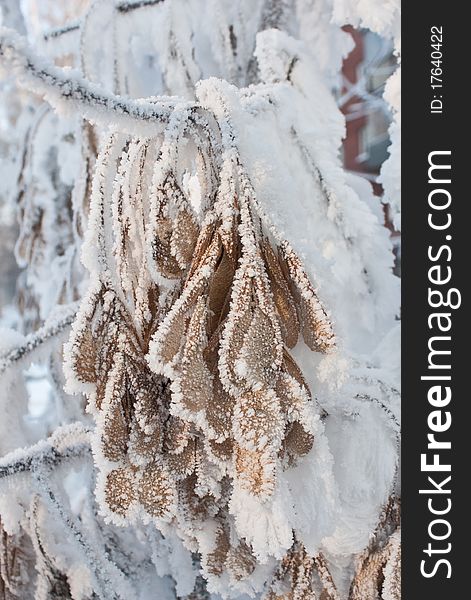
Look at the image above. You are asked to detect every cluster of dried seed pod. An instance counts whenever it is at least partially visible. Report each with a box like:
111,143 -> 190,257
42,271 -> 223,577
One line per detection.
265,543 -> 338,600
265,496 -> 400,600
146,157 -> 336,588
65,134 -> 200,527
65,122 -> 337,593
149,173 -> 335,506
348,496 -> 401,600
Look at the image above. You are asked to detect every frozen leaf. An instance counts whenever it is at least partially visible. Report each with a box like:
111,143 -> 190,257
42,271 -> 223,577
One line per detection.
283,421 -> 314,462
176,298 -> 213,414
206,525 -> 230,576
262,240 -> 299,348
208,247 -> 236,336
226,541 -> 256,581
163,416 -> 191,454
105,467 -> 136,517
206,376 -> 234,441
138,463 -> 176,520
167,440 -> 197,479
279,245 -> 335,353
236,307 -> 280,388
234,445 -> 276,498
171,208 -> 200,269
101,399 -> 130,462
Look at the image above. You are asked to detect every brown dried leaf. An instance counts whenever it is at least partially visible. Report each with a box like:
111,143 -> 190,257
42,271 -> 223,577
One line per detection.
171,208 -> 200,269
133,383 -> 160,434
206,526 -> 230,576
138,463 -> 176,520
156,232 -> 221,368
128,420 -> 161,463
208,248 -> 236,337
206,376 -> 234,440
164,416 -> 191,454
208,438 -> 234,462
349,547 -> 388,600
381,530 -> 401,600
105,467 -> 136,516
279,245 -> 335,353
299,297 -> 335,354
178,473 -> 216,520
178,298 -> 213,412
74,327 -> 98,384
284,422 -> 314,461
154,216 -> 185,279
219,210 -> 239,260
156,308 -> 187,365
267,543 -> 316,600
275,369 -> 312,421
235,445 -> 276,497
102,401 -> 129,462
263,240 -> 299,348
167,439 -> 198,479
282,351 -> 311,395
234,388 -> 283,451
187,219 -> 216,281
237,307 -> 280,387
226,541 -> 257,581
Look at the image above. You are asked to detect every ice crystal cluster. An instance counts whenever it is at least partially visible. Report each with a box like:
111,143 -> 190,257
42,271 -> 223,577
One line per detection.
0,1 -> 400,599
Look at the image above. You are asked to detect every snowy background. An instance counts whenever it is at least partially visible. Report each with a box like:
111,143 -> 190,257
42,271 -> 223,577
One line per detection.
0,1 -> 400,599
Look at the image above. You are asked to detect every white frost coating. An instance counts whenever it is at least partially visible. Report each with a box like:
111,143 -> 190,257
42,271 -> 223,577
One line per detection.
0,326 -> 25,355
282,420 -> 340,555
295,0 -> 354,84
331,0 -> 401,47
229,479 -> 295,562
0,1 -> 400,597
0,27 -> 176,136
322,403 -> 397,556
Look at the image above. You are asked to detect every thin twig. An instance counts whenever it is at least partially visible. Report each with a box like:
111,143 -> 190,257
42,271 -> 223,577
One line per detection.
0,304 -> 78,376
43,22 -> 80,42
0,423 -> 90,479
0,28 -> 176,134
116,0 -> 165,13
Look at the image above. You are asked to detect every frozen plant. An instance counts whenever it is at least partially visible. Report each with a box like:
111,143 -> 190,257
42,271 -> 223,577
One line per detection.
0,1 -> 400,599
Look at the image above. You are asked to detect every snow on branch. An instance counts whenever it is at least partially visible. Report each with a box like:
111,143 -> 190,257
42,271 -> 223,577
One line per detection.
0,423 -> 91,480
0,303 -> 78,376
42,21 -> 81,42
0,28 -> 175,135
116,0 -> 165,13
43,1 -> 165,41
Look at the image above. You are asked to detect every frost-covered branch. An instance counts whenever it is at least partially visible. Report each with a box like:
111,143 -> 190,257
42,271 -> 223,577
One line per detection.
0,423 -> 90,480
355,393 -> 400,434
43,1 -> 165,42
0,1 -> 401,597
116,0 -> 165,13
42,21 -> 80,42
0,28 -> 175,135
0,304 -> 77,376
